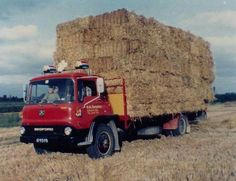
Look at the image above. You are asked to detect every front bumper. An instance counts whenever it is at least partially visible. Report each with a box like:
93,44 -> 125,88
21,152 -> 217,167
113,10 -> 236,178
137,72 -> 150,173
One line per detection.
20,135 -> 77,145
20,126 -> 89,146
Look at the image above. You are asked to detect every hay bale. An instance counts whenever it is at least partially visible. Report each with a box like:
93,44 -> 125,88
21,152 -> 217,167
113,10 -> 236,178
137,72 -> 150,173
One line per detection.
54,9 -> 214,117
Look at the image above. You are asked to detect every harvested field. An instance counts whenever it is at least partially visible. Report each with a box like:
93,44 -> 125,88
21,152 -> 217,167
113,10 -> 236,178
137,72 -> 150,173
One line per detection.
54,9 -> 214,117
0,103 -> 235,181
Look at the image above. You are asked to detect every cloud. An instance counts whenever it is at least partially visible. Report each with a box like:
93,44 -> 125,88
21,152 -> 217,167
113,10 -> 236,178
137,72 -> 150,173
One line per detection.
182,10 -> 236,29
0,84 -> 24,97
0,24 -> 54,87
0,0 -> 48,20
180,10 -> 236,93
0,40 -> 54,60
179,10 -> 236,38
0,12 -> 9,21
205,36 -> 236,92
0,74 -> 36,97
206,36 -> 236,57
206,36 -> 236,47
0,25 -> 37,41
0,74 -> 30,85
205,35 -> 236,93
214,76 -> 236,94
0,39 -> 54,76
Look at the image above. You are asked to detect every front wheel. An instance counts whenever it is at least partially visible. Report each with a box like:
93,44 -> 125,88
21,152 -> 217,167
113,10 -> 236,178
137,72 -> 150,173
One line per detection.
86,124 -> 115,159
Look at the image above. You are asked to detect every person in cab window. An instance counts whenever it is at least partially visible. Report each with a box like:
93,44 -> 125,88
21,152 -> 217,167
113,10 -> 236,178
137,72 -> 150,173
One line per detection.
65,86 -> 74,101
41,86 -> 60,103
85,86 -> 92,96
54,86 -> 59,95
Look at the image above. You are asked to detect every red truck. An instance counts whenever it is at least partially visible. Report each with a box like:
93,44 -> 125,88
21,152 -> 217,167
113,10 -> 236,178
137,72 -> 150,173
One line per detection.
20,65 -> 206,158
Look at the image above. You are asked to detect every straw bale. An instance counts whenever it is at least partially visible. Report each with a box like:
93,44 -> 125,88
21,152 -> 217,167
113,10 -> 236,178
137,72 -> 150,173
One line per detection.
54,9 -> 214,117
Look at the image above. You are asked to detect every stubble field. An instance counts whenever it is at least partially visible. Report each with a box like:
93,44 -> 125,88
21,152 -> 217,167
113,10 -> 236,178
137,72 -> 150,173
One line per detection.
0,103 -> 235,181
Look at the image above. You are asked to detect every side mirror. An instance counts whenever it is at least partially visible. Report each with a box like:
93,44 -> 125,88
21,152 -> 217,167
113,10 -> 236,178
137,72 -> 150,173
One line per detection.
96,78 -> 105,94
23,84 -> 29,103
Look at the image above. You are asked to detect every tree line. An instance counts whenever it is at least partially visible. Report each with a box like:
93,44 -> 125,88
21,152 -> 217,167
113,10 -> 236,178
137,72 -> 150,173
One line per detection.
0,95 -> 23,113
214,93 -> 236,103
0,95 -> 23,102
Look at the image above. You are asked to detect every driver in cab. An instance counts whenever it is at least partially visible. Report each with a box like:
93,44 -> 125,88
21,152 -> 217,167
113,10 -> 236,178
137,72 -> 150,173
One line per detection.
40,86 -> 60,103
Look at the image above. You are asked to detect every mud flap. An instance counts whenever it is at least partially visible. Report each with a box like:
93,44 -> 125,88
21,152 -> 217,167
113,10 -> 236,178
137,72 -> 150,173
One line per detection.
107,120 -> 120,151
186,120 -> 191,134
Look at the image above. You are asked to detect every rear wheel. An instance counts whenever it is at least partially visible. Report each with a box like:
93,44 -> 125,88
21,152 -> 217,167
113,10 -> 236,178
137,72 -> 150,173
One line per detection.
86,124 -> 115,159
197,111 -> 207,122
173,115 -> 188,136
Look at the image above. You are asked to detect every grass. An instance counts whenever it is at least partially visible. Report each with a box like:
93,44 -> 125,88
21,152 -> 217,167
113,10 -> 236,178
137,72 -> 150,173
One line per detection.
0,101 -> 23,127
0,112 -> 20,127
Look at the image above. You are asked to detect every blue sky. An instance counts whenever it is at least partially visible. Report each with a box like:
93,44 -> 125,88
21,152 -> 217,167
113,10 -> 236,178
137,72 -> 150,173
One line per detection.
0,0 -> 235,96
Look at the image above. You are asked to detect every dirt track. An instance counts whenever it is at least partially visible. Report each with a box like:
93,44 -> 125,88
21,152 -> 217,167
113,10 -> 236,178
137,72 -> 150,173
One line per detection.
0,104 -> 235,181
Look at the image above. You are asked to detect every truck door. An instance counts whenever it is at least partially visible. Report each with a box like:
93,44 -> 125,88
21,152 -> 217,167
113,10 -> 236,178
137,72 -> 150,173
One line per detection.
75,78 -> 101,128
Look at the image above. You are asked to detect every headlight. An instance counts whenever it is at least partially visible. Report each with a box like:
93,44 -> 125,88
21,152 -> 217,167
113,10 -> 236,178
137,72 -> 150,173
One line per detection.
64,127 -> 72,136
20,127 -> 25,135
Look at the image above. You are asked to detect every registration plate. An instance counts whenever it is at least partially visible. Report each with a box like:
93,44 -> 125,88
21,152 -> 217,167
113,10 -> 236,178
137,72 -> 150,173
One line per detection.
36,138 -> 48,143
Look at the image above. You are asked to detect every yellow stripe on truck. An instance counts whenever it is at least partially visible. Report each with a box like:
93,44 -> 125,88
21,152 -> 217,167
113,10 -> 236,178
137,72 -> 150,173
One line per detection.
108,94 -> 124,115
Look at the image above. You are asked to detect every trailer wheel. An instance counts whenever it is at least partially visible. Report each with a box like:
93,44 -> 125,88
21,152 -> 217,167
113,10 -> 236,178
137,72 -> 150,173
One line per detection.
173,116 -> 188,136
33,144 -> 51,154
86,124 -> 115,159
198,111 -> 207,122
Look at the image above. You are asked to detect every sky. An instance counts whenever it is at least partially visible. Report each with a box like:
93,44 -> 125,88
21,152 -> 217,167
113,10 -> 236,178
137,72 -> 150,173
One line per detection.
0,0 -> 235,97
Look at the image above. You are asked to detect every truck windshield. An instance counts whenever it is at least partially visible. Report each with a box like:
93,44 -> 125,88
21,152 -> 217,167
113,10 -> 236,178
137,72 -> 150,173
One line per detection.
28,79 -> 74,104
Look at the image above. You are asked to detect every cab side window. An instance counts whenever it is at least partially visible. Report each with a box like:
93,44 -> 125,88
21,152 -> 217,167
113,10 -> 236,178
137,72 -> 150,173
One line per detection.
78,79 -> 97,102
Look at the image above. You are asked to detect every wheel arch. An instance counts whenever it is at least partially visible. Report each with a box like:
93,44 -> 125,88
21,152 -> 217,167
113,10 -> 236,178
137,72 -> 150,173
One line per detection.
90,115 -> 121,151
93,115 -> 120,126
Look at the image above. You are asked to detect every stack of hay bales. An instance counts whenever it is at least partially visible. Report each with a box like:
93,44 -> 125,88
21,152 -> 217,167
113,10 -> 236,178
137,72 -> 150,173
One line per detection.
54,9 -> 214,117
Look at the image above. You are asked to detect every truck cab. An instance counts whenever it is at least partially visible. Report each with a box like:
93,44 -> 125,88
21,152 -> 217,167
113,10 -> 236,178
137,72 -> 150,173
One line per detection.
20,66 -> 121,158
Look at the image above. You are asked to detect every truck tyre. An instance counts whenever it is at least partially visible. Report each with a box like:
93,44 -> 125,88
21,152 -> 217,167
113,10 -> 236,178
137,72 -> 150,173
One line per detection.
198,111 -> 207,122
86,124 -> 115,159
192,111 -> 207,124
173,115 -> 188,136
33,144 -> 51,154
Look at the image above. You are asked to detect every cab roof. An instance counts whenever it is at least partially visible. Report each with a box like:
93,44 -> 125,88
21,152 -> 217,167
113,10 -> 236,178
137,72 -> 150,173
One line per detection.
30,71 -> 99,82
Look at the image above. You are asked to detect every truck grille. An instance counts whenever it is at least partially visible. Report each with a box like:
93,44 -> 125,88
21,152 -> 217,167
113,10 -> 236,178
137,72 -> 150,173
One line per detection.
23,126 -> 66,136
